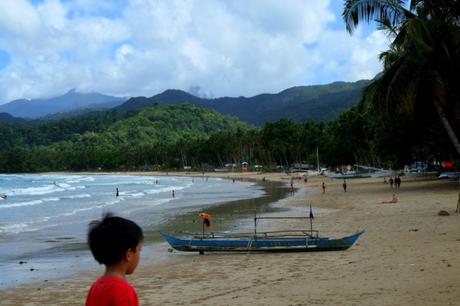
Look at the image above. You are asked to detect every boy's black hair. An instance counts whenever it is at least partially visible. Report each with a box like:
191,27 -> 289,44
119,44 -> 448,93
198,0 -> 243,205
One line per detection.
87,212 -> 144,266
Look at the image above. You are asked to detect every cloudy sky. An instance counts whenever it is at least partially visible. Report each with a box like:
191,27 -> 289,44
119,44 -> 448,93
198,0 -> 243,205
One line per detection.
0,0 -> 390,104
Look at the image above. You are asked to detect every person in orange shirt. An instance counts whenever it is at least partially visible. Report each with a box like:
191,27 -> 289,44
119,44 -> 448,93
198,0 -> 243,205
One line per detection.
86,213 -> 143,306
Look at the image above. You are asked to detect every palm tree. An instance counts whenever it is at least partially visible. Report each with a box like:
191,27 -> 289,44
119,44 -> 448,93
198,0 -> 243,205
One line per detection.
343,0 -> 460,156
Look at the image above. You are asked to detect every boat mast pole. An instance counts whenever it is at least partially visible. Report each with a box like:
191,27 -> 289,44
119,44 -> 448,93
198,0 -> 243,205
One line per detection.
254,210 -> 257,236
310,213 -> 313,234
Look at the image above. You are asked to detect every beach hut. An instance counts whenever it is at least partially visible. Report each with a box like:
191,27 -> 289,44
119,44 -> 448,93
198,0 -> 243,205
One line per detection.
242,162 -> 249,172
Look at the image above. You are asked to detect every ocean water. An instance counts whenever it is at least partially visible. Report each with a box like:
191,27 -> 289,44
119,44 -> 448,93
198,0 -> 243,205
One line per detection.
0,173 -> 269,288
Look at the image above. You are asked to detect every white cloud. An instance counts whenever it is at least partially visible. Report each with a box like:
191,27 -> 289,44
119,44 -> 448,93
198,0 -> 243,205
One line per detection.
0,0 -> 389,104
0,0 -> 41,40
303,28 -> 389,83
37,0 -> 67,30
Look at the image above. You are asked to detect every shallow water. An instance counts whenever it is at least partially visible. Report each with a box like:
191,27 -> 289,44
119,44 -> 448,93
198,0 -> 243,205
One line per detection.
0,173 -> 288,288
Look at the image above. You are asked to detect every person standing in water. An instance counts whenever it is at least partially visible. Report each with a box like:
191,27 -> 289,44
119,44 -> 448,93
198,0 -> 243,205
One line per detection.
116,188 -> 119,197
172,190 -> 175,198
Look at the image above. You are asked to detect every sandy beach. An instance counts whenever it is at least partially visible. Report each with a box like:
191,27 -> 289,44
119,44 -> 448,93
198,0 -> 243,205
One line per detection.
1,172 -> 460,305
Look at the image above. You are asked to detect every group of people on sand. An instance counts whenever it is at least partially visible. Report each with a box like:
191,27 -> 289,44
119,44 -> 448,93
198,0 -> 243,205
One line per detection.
303,178 -> 399,205
318,180 -> 347,194
380,176 -> 402,204
313,180 -> 348,195
385,176 -> 401,189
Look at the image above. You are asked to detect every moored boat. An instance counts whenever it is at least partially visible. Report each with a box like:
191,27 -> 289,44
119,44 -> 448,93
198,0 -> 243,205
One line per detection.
160,229 -> 364,253
328,172 -> 371,179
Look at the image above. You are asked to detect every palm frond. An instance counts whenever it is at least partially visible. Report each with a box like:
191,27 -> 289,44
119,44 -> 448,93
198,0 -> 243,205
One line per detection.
365,53 -> 420,117
409,0 -> 424,12
379,47 -> 400,69
343,0 -> 409,34
376,16 -> 398,36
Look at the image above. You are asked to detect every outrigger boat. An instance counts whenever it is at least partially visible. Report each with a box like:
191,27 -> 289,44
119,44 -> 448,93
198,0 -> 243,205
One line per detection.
160,210 -> 364,254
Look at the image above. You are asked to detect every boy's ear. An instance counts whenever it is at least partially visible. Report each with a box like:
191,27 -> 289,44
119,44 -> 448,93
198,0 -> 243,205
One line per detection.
124,248 -> 134,262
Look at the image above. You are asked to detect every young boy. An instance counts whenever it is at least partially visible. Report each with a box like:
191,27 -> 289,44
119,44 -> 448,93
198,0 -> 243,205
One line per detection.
86,213 -> 143,306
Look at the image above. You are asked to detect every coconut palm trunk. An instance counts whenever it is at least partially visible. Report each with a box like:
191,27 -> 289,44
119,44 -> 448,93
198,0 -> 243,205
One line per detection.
432,99 -> 460,155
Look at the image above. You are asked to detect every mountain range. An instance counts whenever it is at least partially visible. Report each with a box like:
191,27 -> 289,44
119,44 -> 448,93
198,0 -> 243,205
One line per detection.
0,89 -> 128,119
118,80 -> 368,125
0,79 -> 368,125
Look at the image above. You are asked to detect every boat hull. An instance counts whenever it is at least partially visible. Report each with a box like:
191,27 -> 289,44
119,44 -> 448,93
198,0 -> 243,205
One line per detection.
160,230 -> 364,253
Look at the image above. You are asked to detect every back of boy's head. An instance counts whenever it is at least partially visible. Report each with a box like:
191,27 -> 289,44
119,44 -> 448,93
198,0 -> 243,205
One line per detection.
88,212 -> 144,266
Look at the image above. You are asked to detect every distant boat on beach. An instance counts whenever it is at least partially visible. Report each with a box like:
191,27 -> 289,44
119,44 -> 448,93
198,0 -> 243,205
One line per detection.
438,172 -> 460,180
328,171 -> 372,179
328,165 -> 393,179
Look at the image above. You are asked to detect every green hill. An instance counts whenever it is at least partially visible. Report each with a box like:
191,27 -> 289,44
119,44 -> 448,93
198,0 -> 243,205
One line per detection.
0,103 -> 252,172
118,80 -> 368,126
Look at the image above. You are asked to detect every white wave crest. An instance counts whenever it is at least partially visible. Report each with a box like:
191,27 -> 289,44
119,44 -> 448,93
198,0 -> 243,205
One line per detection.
63,194 -> 91,199
0,200 -> 43,209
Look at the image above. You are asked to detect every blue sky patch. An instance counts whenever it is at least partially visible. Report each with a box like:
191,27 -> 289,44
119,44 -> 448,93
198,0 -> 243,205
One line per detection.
0,49 -> 11,69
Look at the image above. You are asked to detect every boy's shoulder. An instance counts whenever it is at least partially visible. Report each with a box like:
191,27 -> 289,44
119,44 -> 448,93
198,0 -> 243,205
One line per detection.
92,275 -> 133,288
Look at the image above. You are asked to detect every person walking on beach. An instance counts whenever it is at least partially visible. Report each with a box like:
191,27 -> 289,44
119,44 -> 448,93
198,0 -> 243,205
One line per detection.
342,180 -> 347,192
290,182 -> 295,195
395,176 -> 401,189
86,213 -> 143,306
456,193 -> 460,213
389,177 -> 394,189
322,182 -> 326,194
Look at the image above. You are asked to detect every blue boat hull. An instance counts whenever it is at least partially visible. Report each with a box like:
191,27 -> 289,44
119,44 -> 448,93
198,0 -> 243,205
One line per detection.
160,230 -> 364,253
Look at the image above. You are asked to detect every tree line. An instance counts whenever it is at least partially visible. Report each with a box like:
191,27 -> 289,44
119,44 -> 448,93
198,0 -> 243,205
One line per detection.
0,99 -> 455,173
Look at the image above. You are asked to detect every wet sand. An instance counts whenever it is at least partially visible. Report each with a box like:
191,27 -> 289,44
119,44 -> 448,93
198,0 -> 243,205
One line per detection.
1,172 -> 460,305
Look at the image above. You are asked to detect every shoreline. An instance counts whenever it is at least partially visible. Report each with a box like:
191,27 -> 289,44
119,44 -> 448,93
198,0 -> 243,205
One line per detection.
2,172 -> 460,305
0,173 -> 290,290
